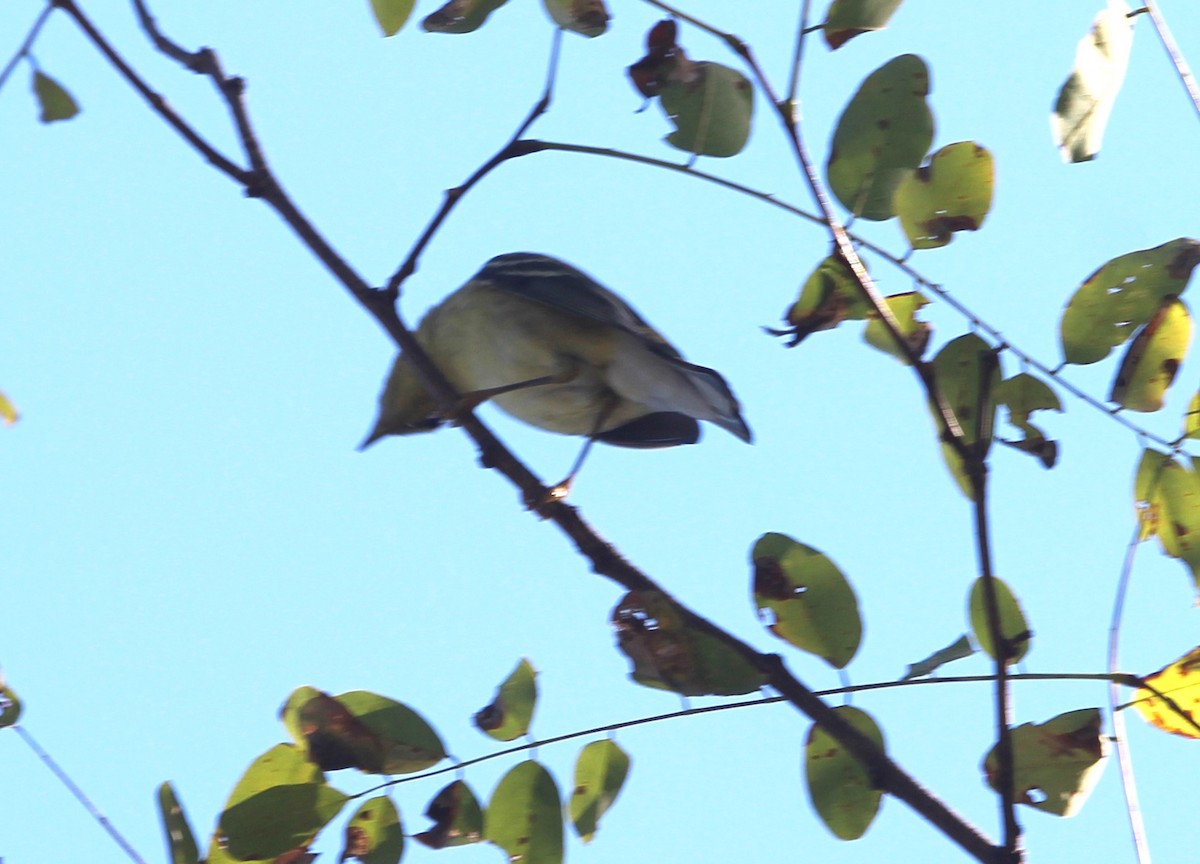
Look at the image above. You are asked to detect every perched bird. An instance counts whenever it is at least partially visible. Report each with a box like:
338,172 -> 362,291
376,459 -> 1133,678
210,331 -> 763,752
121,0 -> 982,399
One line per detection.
360,252 -> 751,492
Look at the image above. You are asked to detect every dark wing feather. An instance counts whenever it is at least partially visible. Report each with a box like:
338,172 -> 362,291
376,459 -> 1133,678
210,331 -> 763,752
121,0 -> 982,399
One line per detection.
595,412 -> 701,448
475,252 -> 685,360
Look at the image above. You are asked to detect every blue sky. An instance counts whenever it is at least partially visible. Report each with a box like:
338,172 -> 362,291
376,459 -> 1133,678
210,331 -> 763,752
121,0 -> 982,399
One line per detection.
3,2 -> 1200,863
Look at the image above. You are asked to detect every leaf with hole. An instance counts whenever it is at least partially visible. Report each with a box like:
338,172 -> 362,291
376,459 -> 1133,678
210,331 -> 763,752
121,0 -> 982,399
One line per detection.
158,783 -> 199,864
340,796 -> 404,864
863,291 -> 931,363
994,373 -> 1063,468
893,142 -> 993,250
415,780 -> 484,849
827,54 -> 934,220
1051,0 -> 1134,163
1109,297 -> 1191,413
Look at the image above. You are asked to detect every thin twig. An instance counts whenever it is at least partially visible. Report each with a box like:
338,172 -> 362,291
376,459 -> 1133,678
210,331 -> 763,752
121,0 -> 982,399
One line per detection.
15,725 -> 147,864
785,0 -> 814,109
0,4 -> 54,91
1143,0 -> 1200,122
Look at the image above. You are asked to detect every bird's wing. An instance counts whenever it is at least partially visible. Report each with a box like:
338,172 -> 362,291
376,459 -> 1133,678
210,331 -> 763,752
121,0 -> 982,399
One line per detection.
474,252 -> 685,360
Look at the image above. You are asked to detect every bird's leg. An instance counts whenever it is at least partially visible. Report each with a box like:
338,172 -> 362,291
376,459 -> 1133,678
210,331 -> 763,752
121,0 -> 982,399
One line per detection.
544,395 -> 619,501
448,370 -> 572,424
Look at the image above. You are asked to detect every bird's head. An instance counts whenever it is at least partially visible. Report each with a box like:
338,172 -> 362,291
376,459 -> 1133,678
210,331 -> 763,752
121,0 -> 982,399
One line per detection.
358,353 -> 443,450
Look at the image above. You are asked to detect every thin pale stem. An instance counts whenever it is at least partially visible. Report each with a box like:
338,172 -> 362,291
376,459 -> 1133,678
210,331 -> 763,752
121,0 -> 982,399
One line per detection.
785,0 -> 814,110
0,4 -> 54,91
1143,1 -> 1200,122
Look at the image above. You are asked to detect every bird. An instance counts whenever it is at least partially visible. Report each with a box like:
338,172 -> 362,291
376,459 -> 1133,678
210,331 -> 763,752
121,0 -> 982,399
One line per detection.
360,252 -> 752,495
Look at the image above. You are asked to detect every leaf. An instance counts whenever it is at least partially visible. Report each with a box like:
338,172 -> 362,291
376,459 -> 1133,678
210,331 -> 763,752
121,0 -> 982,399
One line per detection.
902,635 -> 975,680
158,783 -> 200,864
893,142 -> 994,250
994,373 -> 1063,468
1109,297 -> 1192,412
983,708 -> 1108,817
485,761 -> 563,864
569,739 -> 630,842
827,54 -> 934,220
1130,646 -> 1200,738
369,0 -> 417,36
929,333 -> 1001,499
823,0 -> 905,50
751,533 -> 862,669
542,0 -> 609,37
1060,238 -> 1200,365
659,61 -> 754,158
414,780 -> 484,849
774,255 -> 872,346
0,684 -> 22,728
0,389 -> 18,426
612,590 -> 767,696
32,70 -> 80,123
1132,450 -> 1200,595
968,576 -> 1031,664
863,291 -> 932,363
340,796 -> 404,864
1051,0 -> 1134,163
422,0 -> 509,33
627,20 -> 680,98
805,706 -> 885,839
280,686 -> 445,774
216,744 -> 349,861
1184,392 -> 1200,440
475,658 -> 538,741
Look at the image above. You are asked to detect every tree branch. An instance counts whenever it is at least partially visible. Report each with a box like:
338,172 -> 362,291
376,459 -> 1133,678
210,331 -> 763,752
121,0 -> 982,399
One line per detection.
0,4 -> 53,91
1143,0 -> 1200,122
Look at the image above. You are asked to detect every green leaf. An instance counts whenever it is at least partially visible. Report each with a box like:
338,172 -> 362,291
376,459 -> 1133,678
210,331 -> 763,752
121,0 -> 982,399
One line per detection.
475,658 -> 538,741
414,780 -> 484,849
422,0 -> 509,33
776,255 -> 871,346
751,533 -> 862,669
542,0 -> 608,37
893,142 -> 994,250
369,0 -> 417,36
216,744 -> 349,861
902,635 -> 975,680
485,761 -> 563,864
659,61 -> 754,158
1133,450 -> 1200,595
805,706 -> 885,839
929,333 -> 1001,499
1184,392 -> 1200,440
862,291 -> 932,363
827,54 -> 934,220
1109,297 -> 1192,412
569,739 -> 630,842
337,690 -> 446,773
158,783 -> 200,864
1060,238 -> 1200,366
612,590 -> 767,696
340,796 -> 404,864
823,0 -> 905,49
994,373 -> 1063,468
983,708 -> 1108,817
0,683 -> 22,728
968,576 -> 1031,664
32,70 -> 80,124
1051,0 -> 1134,163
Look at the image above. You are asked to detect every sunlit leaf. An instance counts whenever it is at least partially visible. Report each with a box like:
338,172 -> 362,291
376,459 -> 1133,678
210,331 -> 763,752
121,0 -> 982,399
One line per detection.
422,0 -> 509,33
369,0 -> 417,36
612,590 -> 767,696
414,780 -> 484,849
569,739 -> 630,842
659,61 -> 754,158
929,333 -> 1000,499
827,54 -> 934,220
475,658 -> 538,741
1130,646 -> 1200,738
216,744 -> 348,861
0,389 -> 18,426
542,0 -> 608,37
1051,0 -> 1134,163
158,783 -> 200,864
863,291 -> 932,363
1109,297 -> 1192,412
485,761 -> 563,864
774,255 -> 870,346
893,142 -> 994,250
823,0 -> 905,49
1184,392 -> 1200,440
968,576 -> 1031,664
1132,450 -> 1200,595
805,706 -> 885,839
983,708 -> 1108,817
340,796 -> 404,864
902,635 -> 975,680
994,373 -> 1063,468
32,70 -> 80,123
751,533 -> 862,669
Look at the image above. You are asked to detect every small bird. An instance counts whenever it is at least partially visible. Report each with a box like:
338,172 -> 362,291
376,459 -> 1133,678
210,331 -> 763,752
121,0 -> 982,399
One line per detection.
360,252 -> 751,493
